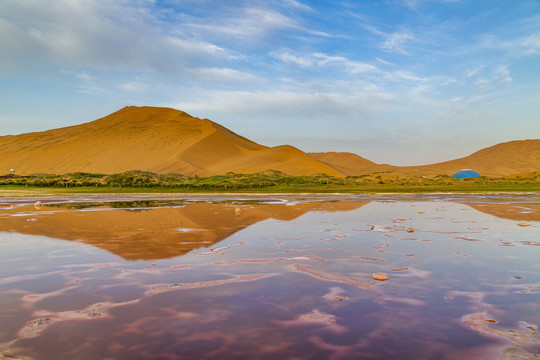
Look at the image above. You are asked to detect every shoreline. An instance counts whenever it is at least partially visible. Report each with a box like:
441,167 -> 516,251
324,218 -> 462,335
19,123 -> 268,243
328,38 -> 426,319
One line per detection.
1,190 -> 539,204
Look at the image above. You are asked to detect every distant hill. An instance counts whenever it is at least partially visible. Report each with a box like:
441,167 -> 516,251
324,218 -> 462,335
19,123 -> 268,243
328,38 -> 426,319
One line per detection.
310,140 -> 540,178
398,140 -> 540,177
1,106 -> 538,177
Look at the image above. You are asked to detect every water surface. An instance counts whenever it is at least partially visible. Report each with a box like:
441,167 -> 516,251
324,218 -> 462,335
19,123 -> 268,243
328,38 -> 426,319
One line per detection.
0,194 -> 539,359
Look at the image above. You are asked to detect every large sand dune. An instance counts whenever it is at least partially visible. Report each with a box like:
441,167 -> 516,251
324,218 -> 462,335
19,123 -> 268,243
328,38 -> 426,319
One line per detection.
0,106 -> 342,177
1,106 -> 538,177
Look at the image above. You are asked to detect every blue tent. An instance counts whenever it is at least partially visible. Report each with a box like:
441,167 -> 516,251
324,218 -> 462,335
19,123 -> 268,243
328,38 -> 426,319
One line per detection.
452,169 -> 481,179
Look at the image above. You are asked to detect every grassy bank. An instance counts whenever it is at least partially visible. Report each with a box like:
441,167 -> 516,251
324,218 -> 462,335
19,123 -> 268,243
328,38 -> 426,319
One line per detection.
1,170 -> 539,194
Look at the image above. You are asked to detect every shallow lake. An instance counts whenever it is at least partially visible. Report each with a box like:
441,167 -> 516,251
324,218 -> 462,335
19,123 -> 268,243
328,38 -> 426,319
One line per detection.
0,194 -> 539,359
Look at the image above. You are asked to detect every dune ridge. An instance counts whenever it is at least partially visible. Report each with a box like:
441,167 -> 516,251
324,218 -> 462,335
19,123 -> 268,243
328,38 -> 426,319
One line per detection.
1,106 -> 538,177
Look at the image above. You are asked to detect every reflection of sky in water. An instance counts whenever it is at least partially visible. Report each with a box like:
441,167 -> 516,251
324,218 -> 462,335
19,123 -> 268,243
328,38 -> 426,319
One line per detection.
0,196 -> 539,360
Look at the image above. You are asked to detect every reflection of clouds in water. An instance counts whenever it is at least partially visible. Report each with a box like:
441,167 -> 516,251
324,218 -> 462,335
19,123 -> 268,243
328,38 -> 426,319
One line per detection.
1,196 -> 539,359
390,267 -> 431,278
274,308 -> 347,335
18,299 -> 140,339
462,313 -> 539,346
447,291 -> 503,317
177,228 -> 208,232
379,296 -> 427,306
145,273 -> 275,295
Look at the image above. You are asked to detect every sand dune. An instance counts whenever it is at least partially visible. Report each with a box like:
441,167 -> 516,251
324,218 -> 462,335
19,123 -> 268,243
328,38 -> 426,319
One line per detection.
0,106 -> 342,177
1,106 -> 538,177
400,140 -> 540,177
310,140 -> 540,177
308,152 -> 377,176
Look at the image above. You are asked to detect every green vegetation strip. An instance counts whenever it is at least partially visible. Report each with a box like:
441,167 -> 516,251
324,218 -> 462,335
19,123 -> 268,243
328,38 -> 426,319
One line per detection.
1,170 -> 539,194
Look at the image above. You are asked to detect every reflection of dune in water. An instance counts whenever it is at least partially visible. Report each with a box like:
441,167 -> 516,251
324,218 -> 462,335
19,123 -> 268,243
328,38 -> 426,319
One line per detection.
462,203 -> 540,222
0,200 -> 369,261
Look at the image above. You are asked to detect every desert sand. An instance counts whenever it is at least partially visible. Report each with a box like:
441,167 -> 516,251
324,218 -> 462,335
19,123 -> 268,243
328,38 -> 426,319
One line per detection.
1,106 -> 538,177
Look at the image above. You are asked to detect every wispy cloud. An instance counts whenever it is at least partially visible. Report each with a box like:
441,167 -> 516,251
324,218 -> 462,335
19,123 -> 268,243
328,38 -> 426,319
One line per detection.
508,32 -> 540,56
186,67 -> 258,83
0,0 -> 232,74
472,65 -> 513,89
399,0 -> 462,9
1,0 -> 538,165
280,0 -> 313,12
177,86 -> 393,122
362,24 -> 416,55
184,5 -> 330,43
466,66 -> 484,78
272,51 -> 378,74
493,65 -> 512,83
117,80 -> 149,93
381,32 -> 415,55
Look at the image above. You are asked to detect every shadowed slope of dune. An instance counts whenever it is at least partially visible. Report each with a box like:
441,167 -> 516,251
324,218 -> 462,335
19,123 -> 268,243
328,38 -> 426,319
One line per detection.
0,106 -> 343,177
308,152 -> 378,176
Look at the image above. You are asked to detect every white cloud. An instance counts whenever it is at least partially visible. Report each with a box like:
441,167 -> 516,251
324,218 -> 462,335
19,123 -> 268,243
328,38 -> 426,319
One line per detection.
399,0 -> 462,9
272,51 -> 377,74
0,0 -> 231,73
473,65 -> 513,89
381,32 -> 414,55
467,66 -> 484,78
176,87 -> 392,121
387,70 -> 427,82
375,57 -> 394,66
75,72 -> 94,82
274,52 -> 315,67
186,67 -> 258,82
362,25 -> 415,55
187,7 -> 301,41
280,0 -> 313,12
493,65 -> 512,83
118,80 -> 149,92
517,33 -> 540,55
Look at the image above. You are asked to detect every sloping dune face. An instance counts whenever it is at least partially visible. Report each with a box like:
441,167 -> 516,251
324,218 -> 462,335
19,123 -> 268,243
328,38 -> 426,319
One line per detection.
0,106 -> 344,177
308,152 -> 378,176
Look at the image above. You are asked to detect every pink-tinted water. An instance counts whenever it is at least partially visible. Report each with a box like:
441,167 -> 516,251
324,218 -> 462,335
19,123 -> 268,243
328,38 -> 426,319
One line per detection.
0,195 -> 538,359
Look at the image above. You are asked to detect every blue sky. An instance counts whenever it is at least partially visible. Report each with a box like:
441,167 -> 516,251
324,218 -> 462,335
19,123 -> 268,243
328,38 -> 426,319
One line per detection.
1,0 -> 539,165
